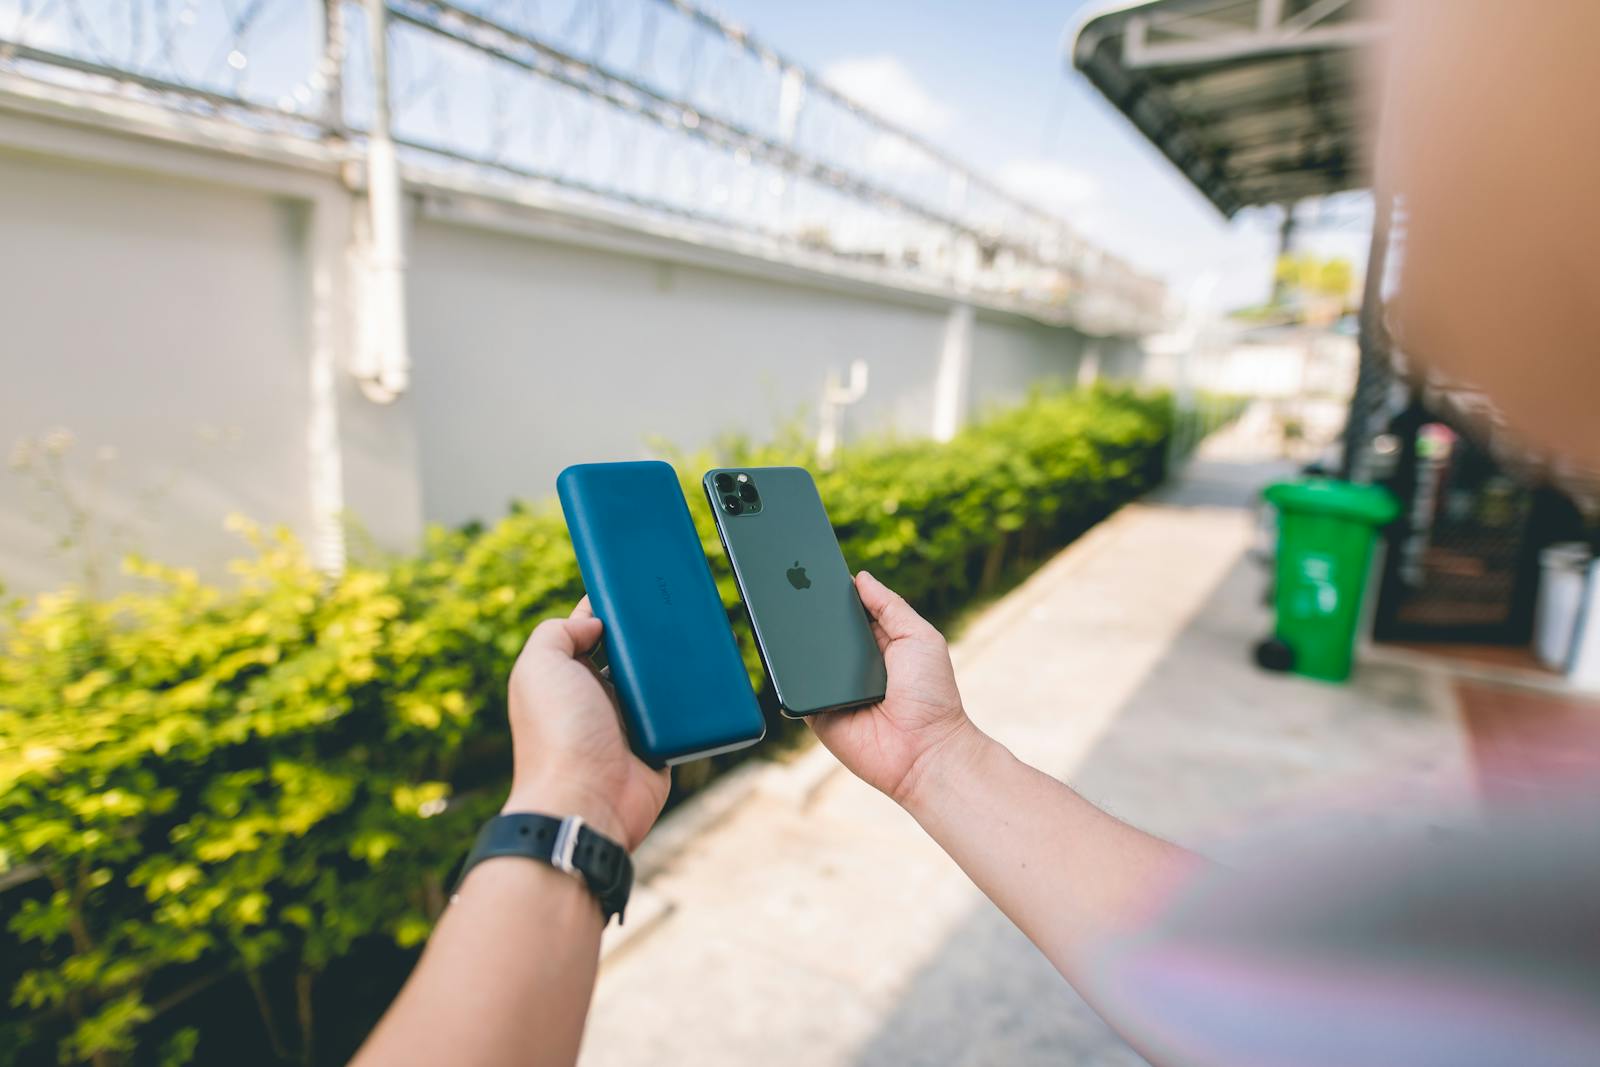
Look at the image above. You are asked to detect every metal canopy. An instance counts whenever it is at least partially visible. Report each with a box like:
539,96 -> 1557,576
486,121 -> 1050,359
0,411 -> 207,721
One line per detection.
1068,0 -> 1383,217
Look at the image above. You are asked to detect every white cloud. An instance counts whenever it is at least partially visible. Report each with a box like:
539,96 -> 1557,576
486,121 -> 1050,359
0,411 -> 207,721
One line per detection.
822,55 -> 953,135
861,133 -> 938,174
998,160 -> 1101,214
0,0 -> 73,51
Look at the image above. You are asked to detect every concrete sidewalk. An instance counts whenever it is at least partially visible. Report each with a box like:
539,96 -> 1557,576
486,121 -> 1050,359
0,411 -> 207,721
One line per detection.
579,428 -> 1474,1067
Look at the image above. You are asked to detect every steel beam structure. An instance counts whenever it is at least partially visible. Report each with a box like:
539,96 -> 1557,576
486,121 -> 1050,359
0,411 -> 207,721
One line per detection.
1123,0 -> 1382,69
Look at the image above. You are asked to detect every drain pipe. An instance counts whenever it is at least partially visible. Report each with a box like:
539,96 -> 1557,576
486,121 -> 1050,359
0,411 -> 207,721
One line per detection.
930,303 -> 974,442
355,0 -> 410,403
817,360 -> 869,469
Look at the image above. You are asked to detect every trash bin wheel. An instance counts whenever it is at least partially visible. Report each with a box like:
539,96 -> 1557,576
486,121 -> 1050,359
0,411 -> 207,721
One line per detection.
1254,636 -> 1296,673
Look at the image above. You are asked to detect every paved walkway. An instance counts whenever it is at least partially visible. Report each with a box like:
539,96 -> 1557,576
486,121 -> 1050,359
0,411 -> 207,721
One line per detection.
579,427 -> 1475,1067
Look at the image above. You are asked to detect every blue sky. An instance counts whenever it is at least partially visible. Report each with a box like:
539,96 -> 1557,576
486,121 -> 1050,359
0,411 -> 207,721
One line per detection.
711,0 -> 1373,312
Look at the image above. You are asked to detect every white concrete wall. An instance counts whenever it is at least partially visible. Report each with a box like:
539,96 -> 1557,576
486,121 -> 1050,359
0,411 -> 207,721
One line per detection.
406,218 -> 948,528
0,147 -> 317,594
967,315 -> 1087,417
1096,335 -> 1150,383
0,110 -> 1157,593
1207,333 -> 1358,401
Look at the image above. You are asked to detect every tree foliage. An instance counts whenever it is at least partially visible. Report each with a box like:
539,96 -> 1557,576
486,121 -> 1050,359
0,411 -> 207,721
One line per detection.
1273,253 -> 1356,302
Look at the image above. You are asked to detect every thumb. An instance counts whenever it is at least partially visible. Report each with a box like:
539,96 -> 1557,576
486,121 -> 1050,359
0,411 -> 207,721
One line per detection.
524,613 -> 604,660
565,614 -> 604,656
855,570 -> 934,642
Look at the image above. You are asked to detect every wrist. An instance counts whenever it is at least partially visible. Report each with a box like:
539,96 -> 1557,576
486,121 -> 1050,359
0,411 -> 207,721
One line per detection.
894,717 -> 995,815
502,777 -> 628,847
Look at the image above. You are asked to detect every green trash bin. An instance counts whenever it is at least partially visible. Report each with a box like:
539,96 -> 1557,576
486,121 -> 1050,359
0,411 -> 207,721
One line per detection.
1263,479 -> 1399,683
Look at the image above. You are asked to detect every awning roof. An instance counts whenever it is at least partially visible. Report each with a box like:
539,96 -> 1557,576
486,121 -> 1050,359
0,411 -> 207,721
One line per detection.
1068,0 -> 1384,217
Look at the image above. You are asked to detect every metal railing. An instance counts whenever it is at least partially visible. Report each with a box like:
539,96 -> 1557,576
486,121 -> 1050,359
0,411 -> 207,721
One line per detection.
0,0 -> 1166,331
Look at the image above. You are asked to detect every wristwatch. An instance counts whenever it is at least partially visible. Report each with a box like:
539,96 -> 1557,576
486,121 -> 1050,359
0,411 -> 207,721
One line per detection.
452,812 -> 634,925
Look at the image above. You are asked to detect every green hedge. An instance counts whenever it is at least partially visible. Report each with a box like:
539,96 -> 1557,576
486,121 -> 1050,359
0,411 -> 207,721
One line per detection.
0,386 -> 1176,1065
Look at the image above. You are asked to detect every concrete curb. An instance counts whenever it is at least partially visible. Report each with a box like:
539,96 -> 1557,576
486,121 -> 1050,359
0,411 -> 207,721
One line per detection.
599,761 -> 770,964
950,502 -> 1140,669
598,882 -> 674,965
755,734 -> 844,809
631,760 -> 771,883
599,741 -> 848,967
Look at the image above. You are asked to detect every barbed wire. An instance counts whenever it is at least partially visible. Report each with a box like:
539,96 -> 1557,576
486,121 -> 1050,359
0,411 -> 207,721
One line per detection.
1,0 -> 325,112
0,0 -> 1166,328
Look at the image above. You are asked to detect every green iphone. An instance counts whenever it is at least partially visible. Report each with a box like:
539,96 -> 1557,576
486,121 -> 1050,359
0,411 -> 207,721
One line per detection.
702,466 -> 887,717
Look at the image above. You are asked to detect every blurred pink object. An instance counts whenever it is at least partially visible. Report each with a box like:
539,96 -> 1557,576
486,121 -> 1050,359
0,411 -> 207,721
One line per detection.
1091,785 -> 1600,1066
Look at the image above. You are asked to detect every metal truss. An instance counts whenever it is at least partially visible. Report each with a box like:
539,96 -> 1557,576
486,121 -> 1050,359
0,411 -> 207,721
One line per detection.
1122,0 -> 1382,69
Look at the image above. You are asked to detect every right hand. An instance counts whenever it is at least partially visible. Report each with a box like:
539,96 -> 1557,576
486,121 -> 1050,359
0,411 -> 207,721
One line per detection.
501,599 -> 670,852
808,571 -> 981,806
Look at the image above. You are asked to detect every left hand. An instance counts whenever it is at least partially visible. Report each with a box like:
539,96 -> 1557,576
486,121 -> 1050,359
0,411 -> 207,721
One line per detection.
808,571 -> 982,809
501,599 -> 670,851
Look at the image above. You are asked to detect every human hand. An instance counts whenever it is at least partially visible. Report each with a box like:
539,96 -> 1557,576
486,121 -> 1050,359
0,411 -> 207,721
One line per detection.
501,599 -> 670,851
808,571 -> 984,807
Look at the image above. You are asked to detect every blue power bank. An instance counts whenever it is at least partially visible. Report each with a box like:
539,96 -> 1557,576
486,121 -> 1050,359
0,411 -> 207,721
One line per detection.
557,461 -> 766,767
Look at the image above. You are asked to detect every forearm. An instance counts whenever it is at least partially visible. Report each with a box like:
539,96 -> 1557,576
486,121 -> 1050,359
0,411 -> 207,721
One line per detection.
354,785 -> 623,1067
353,859 -> 604,1067
902,725 -> 1204,984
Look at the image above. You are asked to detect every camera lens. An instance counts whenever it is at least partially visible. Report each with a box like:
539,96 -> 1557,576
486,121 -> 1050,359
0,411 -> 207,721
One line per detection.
722,494 -> 743,515
714,473 -> 735,493
738,481 -> 758,503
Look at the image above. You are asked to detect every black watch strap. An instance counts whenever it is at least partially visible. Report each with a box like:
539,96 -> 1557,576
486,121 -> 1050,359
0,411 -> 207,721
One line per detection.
453,813 -> 633,925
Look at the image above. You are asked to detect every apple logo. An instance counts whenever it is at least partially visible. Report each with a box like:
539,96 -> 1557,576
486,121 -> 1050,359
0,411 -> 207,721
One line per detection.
786,561 -> 811,590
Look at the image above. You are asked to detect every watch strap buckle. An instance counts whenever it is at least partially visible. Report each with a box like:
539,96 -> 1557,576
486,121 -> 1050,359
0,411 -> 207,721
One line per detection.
551,814 -> 585,874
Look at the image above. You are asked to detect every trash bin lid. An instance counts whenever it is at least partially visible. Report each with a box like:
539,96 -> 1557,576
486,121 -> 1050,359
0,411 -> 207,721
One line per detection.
1541,541 -> 1592,572
1264,479 -> 1400,525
